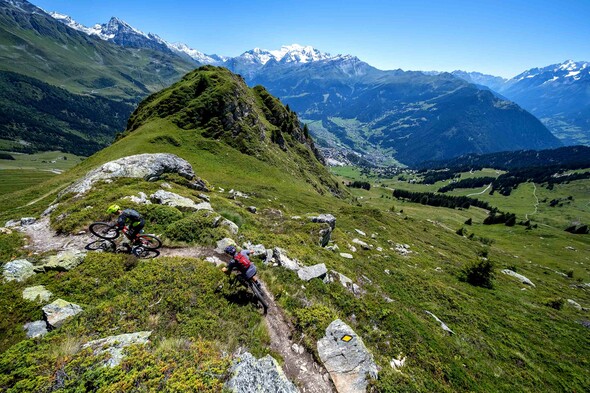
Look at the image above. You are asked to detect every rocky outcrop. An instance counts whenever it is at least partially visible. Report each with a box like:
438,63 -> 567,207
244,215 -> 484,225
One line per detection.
216,238 -> 237,254
273,248 -> 301,271
501,269 -> 536,287
83,331 -> 152,367
62,153 -> 195,196
123,192 -> 151,204
352,238 -> 371,250
297,263 -> 328,281
23,285 -> 53,303
317,319 -> 378,393
311,214 -> 336,229
217,217 -> 239,235
42,299 -> 83,329
225,352 -> 299,393
3,259 -> 35,282
150,190 -> 212,211
39,250 -> 86,272
5,217 -> 36,227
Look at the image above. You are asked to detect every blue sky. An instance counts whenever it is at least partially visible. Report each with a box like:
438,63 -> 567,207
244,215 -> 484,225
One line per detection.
32,0 -> 590,78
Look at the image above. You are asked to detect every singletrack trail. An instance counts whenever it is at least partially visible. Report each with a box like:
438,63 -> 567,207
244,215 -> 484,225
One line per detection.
525,183 -> 539,220
466,183 -> 492,197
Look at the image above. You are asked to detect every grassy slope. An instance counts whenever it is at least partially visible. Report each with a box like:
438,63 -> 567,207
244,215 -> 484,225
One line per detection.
1,104 -> 589,390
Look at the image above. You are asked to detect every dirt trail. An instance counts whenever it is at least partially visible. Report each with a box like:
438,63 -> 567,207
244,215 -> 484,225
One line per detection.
21,217 -> 94,253
263,286 -> 335,393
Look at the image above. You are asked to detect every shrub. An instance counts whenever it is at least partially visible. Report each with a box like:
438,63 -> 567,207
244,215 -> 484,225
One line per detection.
293,304 -> 338,340
143,204 -> 183,226
546,298 -> 564,310
464,218 -> 472,225
165,211 -> 229,245
459,259 -> 495,289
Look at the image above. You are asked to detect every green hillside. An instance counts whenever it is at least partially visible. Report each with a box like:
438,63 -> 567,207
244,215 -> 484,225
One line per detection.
0,67 -> 589,392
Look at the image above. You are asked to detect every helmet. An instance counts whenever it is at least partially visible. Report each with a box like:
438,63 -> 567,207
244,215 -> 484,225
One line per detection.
106,204 -> 121,214
224,245 -> 236,255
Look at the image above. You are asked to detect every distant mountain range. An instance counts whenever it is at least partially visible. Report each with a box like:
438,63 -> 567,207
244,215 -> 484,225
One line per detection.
0,0 -> 580,165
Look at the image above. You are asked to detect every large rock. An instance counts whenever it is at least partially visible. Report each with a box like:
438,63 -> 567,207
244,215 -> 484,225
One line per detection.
225,352 -> 299,393
242,243 -> 267,257
3,259 -> 35,282
123,192 -> 151,205
216,238 -> 237,254
23,285 -> 53,303
150,190 -> 212,211
310,214 -> 336,229
352,238 -> 371,250
297,263 -> 328,281
317,319 -> 378,393
217,217 -> 239,235
40,250 -> 86,272
61,153 -> 195,196
83,331 -> 152,367
42,299 -> 83,329
501,269 -> 536,287
23,320 -> 49,338
273,248 -> 301,271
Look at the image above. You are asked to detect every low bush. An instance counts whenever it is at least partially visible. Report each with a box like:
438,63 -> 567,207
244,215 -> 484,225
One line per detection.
459,259 -> 495,289
143,204 -> 183,226
165,211 -> 229,245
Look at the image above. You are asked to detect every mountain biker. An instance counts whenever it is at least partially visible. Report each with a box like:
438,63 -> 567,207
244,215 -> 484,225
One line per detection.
222,245 -> 261,287
106,204 -> 145,244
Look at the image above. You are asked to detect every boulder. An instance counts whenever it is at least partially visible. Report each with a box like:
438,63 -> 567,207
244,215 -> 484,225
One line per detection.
150,190 -> 212,211
42,299 -> 83,329
20,217 -> 36,226
216,238 -> 237,254
188,178 -> 210,192
567,299 -> 583,311
5,219 -> 21,228
352,238 -> 371,250
225,352 -> 299,393
247,206 -> 257,214
42,204 -> 59,217
310,214 -> 336,229
61,153 -> 195,196
326,244 -> 339,252
328,270 -> 354,289
205,256 -> 226,267
198,193 -> 210,202
123,192 -> 151,205
23,320 -> 49,338
501,269 -> 536,287
297,263 -> 328,281
273,248 -> 301,271
83,331 -> 152,367
0,227 -> 12,235
317,319 -> 378,393
23,285 -> 53,303
242,243 -> 267,257
354,229 -> 366,236
218,218 -> 239,235
41,250 -> 86,272
340,253 -> 353,259
3,259 -> 35,282
229,189 -> 249,199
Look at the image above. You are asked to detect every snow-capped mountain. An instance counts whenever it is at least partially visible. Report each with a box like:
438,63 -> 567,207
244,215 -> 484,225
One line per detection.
238,44 -> 332,65
511,60 -> 589,84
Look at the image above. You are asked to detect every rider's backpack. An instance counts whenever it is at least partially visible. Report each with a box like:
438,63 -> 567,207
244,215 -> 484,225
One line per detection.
233,253 -> 251,270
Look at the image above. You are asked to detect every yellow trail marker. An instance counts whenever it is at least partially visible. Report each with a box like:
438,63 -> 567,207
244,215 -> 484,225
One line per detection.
341,335 -> 353,342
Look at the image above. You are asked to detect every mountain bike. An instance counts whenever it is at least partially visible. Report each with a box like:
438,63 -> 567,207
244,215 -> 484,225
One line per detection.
226,273 -> 269,314
86,222 -> 161,259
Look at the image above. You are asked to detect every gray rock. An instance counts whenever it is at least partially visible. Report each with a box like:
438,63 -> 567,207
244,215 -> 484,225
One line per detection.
23,285 -> 53,303
42,204 -> 59,217
216,238 -> 237,254
567,299 -> 583,311
263,249 -> 274,265
219,218 -> 239,235
425,311 -> 455,335
150,190 -> 212,211
340,253 -> 353,259
273,248 -> 301,271
83,331 -> 152,367
0,227 -> 12,235
317,319 -> 378,393
3,259 -> 35,282
188,178 -> 209,192
501,269 -> 536,287
225,352 -> 299,393
326,244 -> 339,252
23,320 -> 49,338
61,153 -> 195,196
40,250 -> 86,272
328,270 -> 354,289
319,227 -> 332,247
205,256 -> 226,267
242,243 -> 267,257
160,182 -> 172,189
297,263 -> 328,281
20,217 -> 36,226
5,219 -> 21,228
247,206 -> 257,214
352,238 -> 371,250
42,299 -> 83,329
354,229 -> 366,236
198,193 -> 210,202
123,192 -> 151,205
310,214 -> 336,229
229,189 -> 249,199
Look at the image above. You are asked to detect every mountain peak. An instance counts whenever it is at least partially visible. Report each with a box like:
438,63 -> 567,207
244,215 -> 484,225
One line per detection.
240,44 -> 334,65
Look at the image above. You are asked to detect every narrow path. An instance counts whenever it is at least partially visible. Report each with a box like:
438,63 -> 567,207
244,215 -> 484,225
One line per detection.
525,183 -> 539,220
21,185 -> 63,208
263,287 -> 335,393
466,183 -> 492,197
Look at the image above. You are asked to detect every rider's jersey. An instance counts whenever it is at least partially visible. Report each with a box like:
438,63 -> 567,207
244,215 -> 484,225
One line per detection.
117,208 -> 143,228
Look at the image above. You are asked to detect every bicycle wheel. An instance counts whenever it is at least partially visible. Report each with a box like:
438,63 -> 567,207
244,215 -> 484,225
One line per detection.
134,248 -> 160,259
249,281 -> 269,313
137,234 -> 162,250
89,222 -> 119,239
85,239 -> 115,252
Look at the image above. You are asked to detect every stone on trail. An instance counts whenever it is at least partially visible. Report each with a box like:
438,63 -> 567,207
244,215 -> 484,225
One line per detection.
3,259 -> 35,282
40,250 -> 86,272
23,320 -> 49,338
83,331 -> 152,367
317,319 -> 378,393
42,299 -> 83,329
501,269 -> 536,287
297,263 -> 328,281
23,285 -> 53,303
61,153 -> 195,196
225,352 -> 299,393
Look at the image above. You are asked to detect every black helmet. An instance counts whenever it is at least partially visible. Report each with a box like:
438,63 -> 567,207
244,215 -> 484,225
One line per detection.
224,245 -> 236,255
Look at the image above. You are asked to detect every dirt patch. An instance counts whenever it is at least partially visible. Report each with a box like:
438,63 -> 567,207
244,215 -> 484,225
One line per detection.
20,217 -> 93,254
